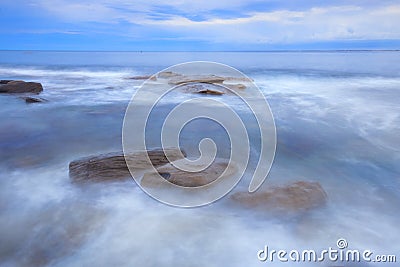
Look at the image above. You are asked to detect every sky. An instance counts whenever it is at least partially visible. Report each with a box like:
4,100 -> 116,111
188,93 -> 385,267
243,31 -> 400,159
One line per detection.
0,0 -> 400,51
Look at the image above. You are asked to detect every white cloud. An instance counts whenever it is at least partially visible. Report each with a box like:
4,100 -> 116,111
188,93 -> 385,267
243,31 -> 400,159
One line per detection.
35,0 -> 400,44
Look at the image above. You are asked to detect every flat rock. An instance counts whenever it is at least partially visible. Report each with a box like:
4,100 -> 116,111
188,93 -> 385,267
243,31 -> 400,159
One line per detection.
155,72 -> 250,93
231,181 -> 327,213
197,89 -> 224,95
223,83 -> 246,90
179,83 -> 226,95
0,80 -> 43,94
223,76 -> 254,82
168,75 -> 225,85
127,75 -> 157,81
141,158 -> 237,187
69,148 -> 185,183
157,71 -> 182,79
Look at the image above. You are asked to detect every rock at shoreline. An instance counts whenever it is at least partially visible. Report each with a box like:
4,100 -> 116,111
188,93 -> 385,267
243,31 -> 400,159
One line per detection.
179,83 -> 226,95
197,89 -> 224,95
168,75 -> 225,85
127,75 -> 157,81
0,80 -> 43,94
231,181 -> 327,214
157,71 -> 182,79
223,83 -> 246,90
155,71 -> 250,95
69,148 -> 185,183
21,96 -> 48,104
141,158 -> 237,187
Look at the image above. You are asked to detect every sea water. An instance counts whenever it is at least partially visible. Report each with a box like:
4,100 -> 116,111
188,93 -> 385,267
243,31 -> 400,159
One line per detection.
0,51 -> 399,266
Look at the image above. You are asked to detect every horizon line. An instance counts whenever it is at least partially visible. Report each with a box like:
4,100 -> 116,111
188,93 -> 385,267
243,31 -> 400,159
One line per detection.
1,49 -> 400,53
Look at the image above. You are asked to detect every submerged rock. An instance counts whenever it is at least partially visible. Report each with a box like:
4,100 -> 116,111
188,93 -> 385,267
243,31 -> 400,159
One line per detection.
21,96 -> 48,104
127,75 -> 157,81
69,148 -> 185,183
0,80 -> 43,94
18,202 -> 105,266
141,158 -> 237,187
231,181 -> 327,214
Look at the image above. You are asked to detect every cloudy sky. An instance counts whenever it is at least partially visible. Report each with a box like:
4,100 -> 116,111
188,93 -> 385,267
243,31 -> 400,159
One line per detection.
1,0 -> 400,50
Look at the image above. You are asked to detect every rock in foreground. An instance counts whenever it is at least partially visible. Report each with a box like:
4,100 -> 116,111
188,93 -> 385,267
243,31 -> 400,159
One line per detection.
0,80 -> 43,94
141,158 -> 237,187
231,181 -> 327,214
69,148 -> 185,183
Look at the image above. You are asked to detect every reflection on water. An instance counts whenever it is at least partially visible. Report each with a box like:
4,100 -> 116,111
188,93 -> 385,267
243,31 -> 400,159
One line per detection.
0,51 -> 399,266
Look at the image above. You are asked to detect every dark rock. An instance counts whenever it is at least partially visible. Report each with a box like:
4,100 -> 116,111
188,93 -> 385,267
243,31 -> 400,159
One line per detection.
0,80 -> 15,84
69,148 -> 185,184
21,96 -> 48,104
197,89 -> 224,95
0,80 -> 43,94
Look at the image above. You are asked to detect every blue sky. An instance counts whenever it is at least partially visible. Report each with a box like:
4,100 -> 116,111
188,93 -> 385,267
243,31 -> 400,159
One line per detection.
1,0 -> 399,51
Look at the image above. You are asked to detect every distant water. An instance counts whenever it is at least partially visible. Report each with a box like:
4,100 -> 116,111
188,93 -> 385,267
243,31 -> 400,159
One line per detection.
0,51 -> 399,266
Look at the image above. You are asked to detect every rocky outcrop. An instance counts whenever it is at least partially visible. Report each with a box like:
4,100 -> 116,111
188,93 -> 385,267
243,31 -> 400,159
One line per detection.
0,80 -> 43,94
231,181 -> 327,214
156,71 -> 250,93
168,75 -> 226,85
69,148 -> 185,184
141,158 -> 237,187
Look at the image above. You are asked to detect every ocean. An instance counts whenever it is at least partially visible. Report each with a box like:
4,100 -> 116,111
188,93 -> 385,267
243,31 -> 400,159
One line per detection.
0,51 -> 399,266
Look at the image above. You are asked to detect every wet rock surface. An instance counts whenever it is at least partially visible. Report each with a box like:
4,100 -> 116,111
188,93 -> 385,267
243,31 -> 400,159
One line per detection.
231,181 -> 327,214
0,80 -> 43,94
141,158 -> 236,187
168,75 -> 226,85
69,148 -> 185,183
179,83 -> 226,95
21,96 -> 48,103
155,71 -> 250,94
126,75 -> 157,81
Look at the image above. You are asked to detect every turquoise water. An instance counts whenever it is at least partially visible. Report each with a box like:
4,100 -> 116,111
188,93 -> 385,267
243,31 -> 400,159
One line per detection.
0,51 -> 399,266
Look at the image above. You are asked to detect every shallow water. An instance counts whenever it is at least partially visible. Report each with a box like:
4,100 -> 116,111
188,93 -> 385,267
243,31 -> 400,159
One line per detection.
0,51 -> 399,266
